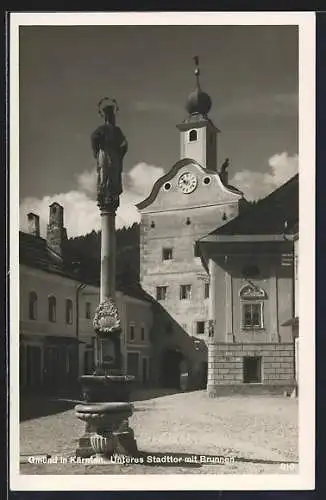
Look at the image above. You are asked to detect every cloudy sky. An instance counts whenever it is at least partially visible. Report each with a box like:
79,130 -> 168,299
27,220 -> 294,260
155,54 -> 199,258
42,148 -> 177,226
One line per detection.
19,23 -> 298,237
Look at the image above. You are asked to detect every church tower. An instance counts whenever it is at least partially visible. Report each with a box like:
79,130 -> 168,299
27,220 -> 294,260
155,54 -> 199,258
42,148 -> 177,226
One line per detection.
177,56 -> 219,171
137,57 -> 246,390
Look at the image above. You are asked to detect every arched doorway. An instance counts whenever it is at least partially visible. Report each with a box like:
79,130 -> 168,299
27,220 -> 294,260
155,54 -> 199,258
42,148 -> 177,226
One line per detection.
161,349 -> 184,389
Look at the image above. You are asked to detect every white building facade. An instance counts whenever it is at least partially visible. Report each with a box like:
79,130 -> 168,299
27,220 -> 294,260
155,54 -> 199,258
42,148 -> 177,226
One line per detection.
19,205 -> 153,394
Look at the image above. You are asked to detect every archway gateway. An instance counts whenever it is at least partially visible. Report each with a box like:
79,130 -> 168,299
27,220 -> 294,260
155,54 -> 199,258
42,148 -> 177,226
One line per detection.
161,349 -> 184,389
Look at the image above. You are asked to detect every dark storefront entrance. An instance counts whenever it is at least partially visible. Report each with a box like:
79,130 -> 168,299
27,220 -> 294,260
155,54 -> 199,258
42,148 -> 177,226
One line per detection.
42,338 -> 79,392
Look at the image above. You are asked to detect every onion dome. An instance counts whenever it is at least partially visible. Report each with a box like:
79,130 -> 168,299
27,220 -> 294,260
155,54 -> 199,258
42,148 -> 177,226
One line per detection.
186,56 -> 212,116
186,87 -> 212,115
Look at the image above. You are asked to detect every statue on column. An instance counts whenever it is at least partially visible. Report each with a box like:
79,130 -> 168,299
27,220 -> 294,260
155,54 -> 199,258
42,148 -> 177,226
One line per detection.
91,98 -> 128,211
220,158 -> 230,175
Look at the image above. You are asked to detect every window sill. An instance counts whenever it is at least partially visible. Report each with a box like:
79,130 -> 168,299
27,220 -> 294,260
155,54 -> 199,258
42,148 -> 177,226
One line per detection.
243,382 -> 263,385
241,327 -> 265,332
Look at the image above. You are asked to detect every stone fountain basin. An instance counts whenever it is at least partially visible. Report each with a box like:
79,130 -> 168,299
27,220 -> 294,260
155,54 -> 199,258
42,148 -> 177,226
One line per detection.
75,402 -> 133,426
80,374 -> 135,403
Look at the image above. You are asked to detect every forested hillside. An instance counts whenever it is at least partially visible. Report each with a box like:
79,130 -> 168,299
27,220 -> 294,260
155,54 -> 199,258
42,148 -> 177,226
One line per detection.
67,223 -> 140,286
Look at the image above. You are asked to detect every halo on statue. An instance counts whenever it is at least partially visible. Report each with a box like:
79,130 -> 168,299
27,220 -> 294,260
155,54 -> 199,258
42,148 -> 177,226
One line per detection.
98,97 -> 119,118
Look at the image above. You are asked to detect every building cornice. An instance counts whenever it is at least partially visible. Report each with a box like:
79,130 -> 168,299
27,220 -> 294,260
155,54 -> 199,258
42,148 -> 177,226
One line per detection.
198,234 -> 291,244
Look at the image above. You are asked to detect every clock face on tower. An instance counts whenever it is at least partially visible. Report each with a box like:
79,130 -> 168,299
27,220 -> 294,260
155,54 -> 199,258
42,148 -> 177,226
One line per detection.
178,172 -> 198,194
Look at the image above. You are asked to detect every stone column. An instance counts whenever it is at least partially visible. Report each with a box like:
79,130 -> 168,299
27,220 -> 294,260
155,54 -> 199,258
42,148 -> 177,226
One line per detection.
100,209 -> 116,303
93,197 -> 121,373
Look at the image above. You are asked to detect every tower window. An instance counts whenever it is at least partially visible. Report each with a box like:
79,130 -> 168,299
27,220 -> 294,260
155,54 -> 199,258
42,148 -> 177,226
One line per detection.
162,248 -> 173,260
196,321 -> 205,335
189,130 -> 197,142
204,283 -> 210,299
180,284 -> 192,300
156,286 -> 168,301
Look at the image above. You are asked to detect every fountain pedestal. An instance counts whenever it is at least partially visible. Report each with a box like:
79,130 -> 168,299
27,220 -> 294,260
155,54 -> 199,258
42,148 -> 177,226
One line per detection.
76,402 -> 138,459
76,372 -> 136,458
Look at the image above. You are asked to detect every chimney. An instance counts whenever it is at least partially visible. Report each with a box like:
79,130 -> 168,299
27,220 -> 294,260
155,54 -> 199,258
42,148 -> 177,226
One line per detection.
27,213 -> 40,237
46,202 -> 68,257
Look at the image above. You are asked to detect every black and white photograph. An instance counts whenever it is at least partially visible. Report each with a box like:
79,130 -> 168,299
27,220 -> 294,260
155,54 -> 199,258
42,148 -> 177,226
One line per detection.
10,12 -> 315,491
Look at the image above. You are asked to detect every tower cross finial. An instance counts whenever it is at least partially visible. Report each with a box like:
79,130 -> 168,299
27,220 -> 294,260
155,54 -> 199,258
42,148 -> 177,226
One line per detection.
193,56 -> 201,88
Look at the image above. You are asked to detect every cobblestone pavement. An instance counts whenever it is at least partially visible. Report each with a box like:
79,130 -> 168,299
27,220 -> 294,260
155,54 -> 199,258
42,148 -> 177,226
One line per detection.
19,391 -> 298,475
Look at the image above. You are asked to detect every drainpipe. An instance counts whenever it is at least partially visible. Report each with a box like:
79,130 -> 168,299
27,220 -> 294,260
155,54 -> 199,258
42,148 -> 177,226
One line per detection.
76,283 -> 87,376
283,227 -> 296,387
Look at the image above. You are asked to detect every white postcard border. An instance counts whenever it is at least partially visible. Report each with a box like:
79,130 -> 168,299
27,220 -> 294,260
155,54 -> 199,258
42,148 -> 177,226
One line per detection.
9,11 -> 316,491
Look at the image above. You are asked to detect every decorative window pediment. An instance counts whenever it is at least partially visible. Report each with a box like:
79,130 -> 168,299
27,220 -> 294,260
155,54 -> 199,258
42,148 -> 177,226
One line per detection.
239,283 -> 267,300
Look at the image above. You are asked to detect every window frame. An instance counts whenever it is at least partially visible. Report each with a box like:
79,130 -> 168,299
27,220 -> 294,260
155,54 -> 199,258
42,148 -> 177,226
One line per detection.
241,301 -> 264,330
180,284 -> 192,300
48,295 -> 57,323
189,129 -> 198,142
129,323 -> 136,342
156,286 -> 168,301
29,291 -> 38,320
65,298 -> 73,325
196,320 -> 206,335
204,282 -> 210,299
239,283 -> 267,331
85,301 -> 92,320
162,247 -> 173,261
